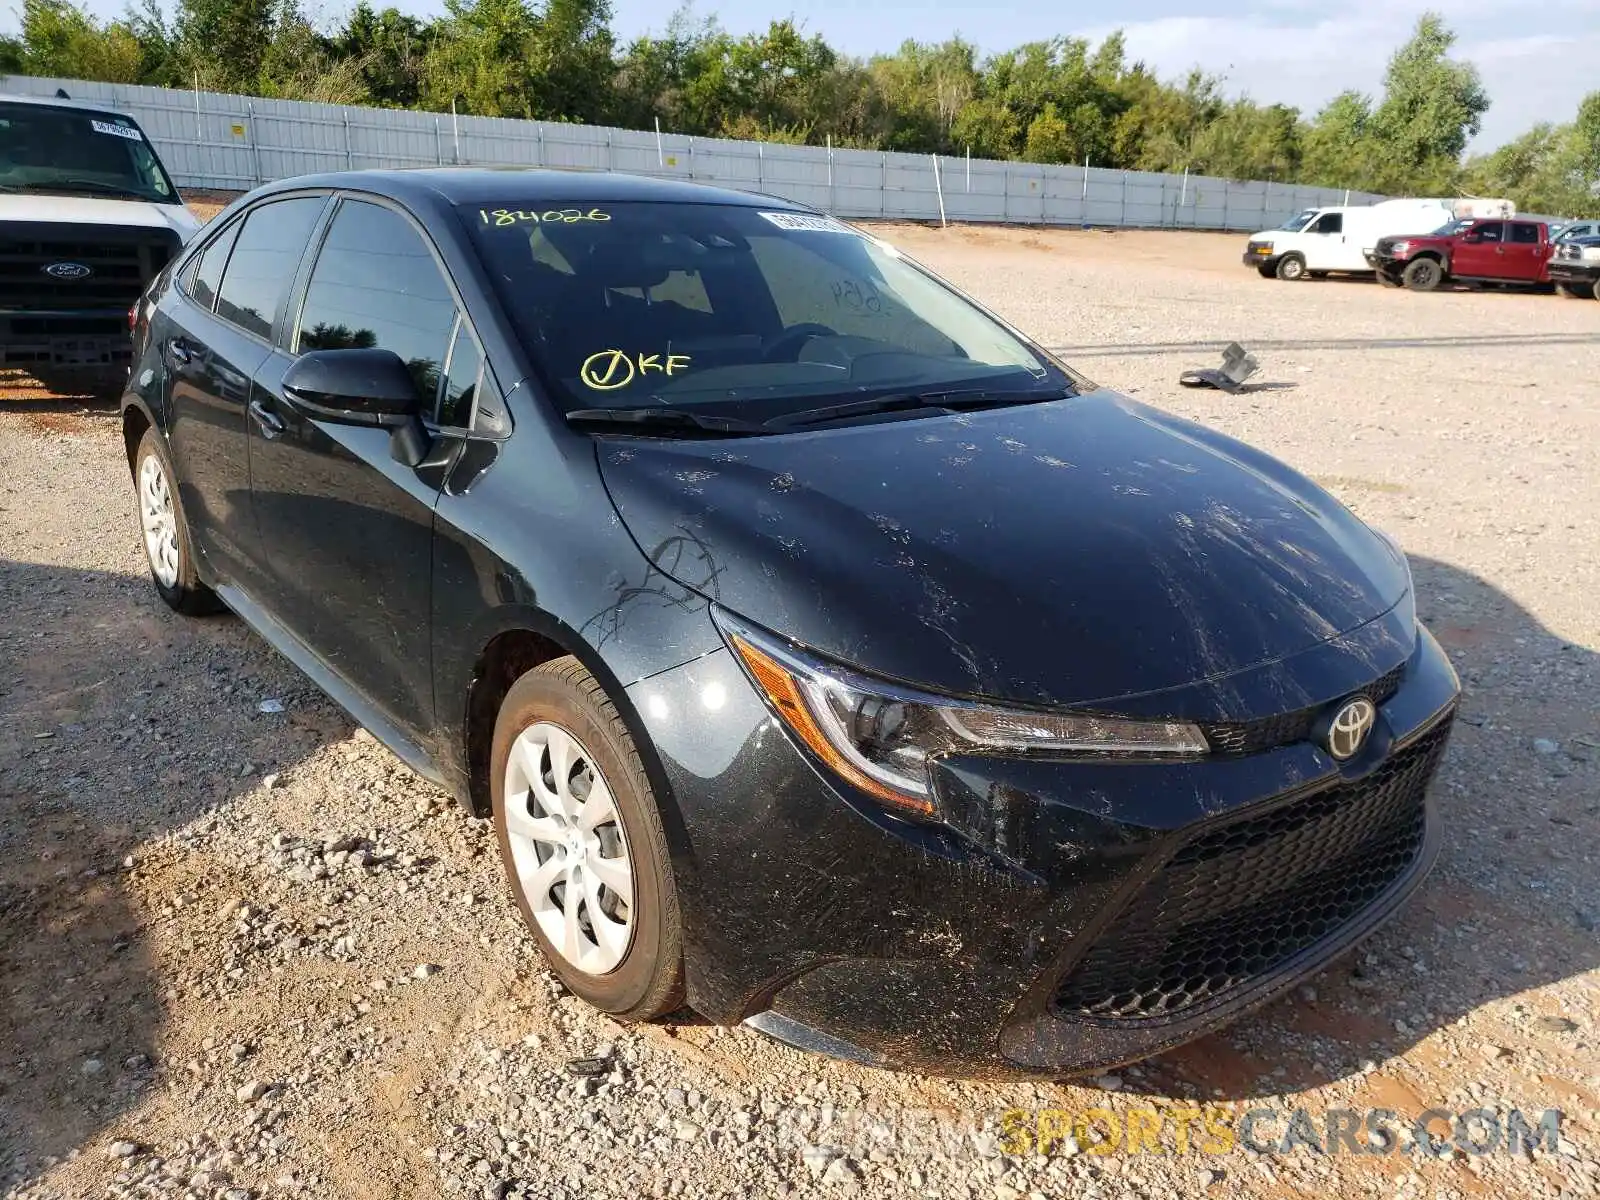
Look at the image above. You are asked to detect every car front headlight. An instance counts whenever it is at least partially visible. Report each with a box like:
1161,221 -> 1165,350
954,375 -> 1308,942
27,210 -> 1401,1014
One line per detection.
1390,240 -> 1412,255
715,611 -> 1208,817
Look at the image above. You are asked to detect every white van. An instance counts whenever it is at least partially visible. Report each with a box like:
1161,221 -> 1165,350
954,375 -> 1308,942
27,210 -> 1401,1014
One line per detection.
1242,197 -> 1510,281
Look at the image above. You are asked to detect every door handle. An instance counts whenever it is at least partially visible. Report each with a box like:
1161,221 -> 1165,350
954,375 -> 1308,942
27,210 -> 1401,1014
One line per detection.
248,399 -> 286,440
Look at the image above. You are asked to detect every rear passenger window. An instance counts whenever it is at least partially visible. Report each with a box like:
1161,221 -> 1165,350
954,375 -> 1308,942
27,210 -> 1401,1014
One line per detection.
1509,224 -> 1539,244
215,197 -> 326,339
189,219 -> 240,312
296,199 -> 458,403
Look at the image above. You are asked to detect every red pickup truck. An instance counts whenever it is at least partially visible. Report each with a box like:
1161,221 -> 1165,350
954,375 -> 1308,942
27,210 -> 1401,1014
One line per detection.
1364,219 -> 1555,291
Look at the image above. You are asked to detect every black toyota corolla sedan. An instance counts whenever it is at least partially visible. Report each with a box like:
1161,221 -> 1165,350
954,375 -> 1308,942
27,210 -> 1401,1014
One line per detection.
122,169 -> 1458,1079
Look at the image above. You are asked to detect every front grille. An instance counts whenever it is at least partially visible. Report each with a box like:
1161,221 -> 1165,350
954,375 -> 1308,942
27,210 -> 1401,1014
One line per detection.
1051,714 -> 1452,1022
0,224 -> 180,311
1199,662 -> 1406,756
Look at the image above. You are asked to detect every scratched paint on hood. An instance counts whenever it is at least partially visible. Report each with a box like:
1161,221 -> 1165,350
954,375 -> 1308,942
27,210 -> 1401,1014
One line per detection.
597,390 -> 1410,709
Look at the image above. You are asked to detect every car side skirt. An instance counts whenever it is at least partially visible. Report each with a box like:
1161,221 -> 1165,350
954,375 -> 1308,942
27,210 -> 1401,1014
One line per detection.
215,581 -> 453,792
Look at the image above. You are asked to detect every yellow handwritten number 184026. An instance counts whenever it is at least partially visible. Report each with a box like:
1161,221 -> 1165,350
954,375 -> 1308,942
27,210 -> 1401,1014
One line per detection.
580,350 -> 693,391
479,208 -> 611,227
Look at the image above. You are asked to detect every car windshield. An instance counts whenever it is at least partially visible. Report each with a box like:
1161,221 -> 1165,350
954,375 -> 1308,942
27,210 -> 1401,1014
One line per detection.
463,201 -> 1071,419
1277,209 -> 1317,232
0,102 -> 179,204
1432,218 -> 1473,236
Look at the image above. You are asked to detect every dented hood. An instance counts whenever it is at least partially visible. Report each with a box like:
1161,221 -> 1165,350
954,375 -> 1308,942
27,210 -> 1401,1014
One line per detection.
597,390 -> 1411,707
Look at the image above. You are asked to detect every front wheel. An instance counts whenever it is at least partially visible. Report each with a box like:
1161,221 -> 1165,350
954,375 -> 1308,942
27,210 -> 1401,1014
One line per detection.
1275,254 -> 1307,281
133,429 -> 221,615
491,657 -> 684,1020
1402,257 -> 1443,292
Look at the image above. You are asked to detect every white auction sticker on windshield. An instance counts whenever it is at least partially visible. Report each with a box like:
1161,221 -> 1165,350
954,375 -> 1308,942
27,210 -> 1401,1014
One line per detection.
90,119 -> 143,141
758,211 -> 858,235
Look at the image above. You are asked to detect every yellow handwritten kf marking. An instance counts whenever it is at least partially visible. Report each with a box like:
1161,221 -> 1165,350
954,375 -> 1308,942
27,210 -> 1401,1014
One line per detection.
580,350 -> 692,390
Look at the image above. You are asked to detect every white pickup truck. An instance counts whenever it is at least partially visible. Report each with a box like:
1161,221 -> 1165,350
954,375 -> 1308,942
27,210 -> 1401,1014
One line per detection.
0,91 -> 200,384
1242,197 -> 1515,282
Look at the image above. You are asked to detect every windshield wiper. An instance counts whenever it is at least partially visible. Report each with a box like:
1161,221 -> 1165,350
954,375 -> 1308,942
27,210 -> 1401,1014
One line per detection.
9,178 -> 153,200
765,386 -> 1071,430
565,407 -> 768,437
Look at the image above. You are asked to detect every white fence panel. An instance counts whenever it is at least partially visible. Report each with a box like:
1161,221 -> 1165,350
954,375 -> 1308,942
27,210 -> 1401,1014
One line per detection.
0,73 -> 1384,229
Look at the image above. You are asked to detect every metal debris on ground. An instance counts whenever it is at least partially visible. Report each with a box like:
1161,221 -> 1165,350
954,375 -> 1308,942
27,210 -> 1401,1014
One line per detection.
1179,342 -> 1261,393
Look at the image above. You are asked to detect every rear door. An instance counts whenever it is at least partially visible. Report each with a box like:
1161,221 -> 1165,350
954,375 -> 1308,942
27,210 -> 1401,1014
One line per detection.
160,197 -> 326,585
1452,220 -> 1503,277
245,195 -> 466,739
1504,222 -> 1546,280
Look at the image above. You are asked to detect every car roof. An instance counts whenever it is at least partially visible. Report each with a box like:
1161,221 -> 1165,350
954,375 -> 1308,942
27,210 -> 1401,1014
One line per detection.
256,168 -> 808,212
0,91 -> 136,120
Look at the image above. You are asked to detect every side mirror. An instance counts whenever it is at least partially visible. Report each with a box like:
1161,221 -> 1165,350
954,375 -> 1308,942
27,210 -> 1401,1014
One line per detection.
281,348 -> 422,426
281,348 -> 433,467
1461,231 -> 1481,244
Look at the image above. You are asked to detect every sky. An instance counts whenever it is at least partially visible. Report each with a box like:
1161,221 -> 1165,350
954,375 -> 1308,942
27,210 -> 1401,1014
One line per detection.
20,0 -> 1600,151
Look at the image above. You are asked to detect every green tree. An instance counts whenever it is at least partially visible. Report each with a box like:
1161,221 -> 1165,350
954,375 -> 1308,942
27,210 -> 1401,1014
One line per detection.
419,0 -> 542,118
332,4 -> 434,108
1462,91 -> 1600,219
525,0 -> 616,122
16,0 -> 145,81
257,6 -> 371,104
1300,90 -> 1373,188
1363,12 -> 1489,193
1023,101 -> 1070,163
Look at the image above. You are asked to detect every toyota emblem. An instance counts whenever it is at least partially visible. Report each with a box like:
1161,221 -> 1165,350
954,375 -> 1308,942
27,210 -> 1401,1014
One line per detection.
43,261 -> 93,280
1323,697 -> 1377,761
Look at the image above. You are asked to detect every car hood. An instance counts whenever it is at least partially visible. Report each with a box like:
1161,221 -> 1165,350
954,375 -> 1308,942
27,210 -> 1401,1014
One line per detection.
597,390 -> 1411,708
0,193 -> 201,239
1378,233 -> 1448,249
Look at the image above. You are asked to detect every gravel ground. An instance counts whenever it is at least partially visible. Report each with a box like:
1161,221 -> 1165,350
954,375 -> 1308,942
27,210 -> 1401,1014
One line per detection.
1,213 -> 1597,1200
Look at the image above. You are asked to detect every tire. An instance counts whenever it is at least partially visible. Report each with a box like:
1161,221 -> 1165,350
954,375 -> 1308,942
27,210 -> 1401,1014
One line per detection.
133,428 -> 221,615
1402,257 -> 1443,292
1256,263 -> 1276,279
1591,280 -> 1600,301
1275,254 -> 1307,281
491,657 -> 684,1020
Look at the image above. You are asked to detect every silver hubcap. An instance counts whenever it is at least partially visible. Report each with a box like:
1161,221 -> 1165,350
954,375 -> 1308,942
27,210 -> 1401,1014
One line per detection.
503,723 -> 634,974
139,454 -> 180,589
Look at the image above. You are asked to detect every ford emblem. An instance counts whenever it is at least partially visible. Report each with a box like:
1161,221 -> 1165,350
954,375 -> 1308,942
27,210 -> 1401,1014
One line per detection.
43,261 -> 93,280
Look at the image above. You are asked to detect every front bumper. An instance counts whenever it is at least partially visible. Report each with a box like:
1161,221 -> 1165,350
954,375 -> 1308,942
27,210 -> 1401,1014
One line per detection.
0,310 -> 132,372
1243,241 -> 1277,268
631,612 -> 1459,1079
1548,261 -> 1600,287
